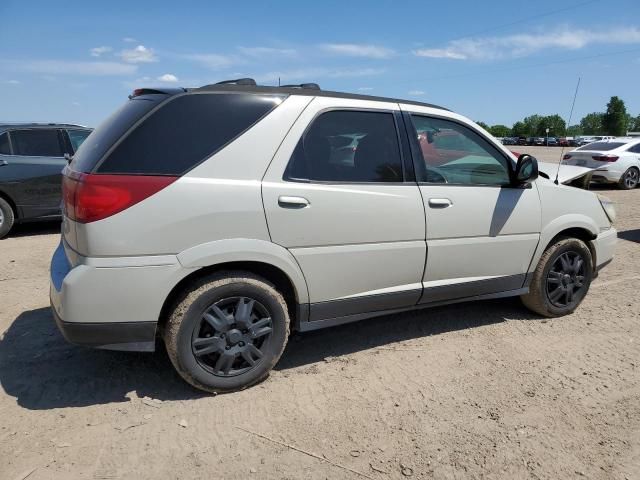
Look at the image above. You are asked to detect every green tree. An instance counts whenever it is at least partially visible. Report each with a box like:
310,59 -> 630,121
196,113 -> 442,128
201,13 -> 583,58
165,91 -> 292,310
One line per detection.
476,121 -> 490,130
489,124 -> 511,137
566,124 -> 582,136
579,112 -> 604,135
629,114 -> 640,132
511,121 -> 526,136
537,114 -> 566,137
522,115 -> 543,136
602,96 -> 628,135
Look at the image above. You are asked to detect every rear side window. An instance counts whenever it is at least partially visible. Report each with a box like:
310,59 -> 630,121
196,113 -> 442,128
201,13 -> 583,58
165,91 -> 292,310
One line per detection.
628,143 -> 640,153
96,93 -> 283,175
0,132 -> 10,155
577,142 -> 625,151
67,129 -> 91,153
11,129 -> 63,157
285,110 -> 403,183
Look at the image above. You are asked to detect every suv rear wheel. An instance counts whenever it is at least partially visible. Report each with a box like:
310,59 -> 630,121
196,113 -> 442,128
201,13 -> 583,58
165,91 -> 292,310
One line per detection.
0,197 -> 15,239
521,237 -> 593,317
164,271 -> 290,393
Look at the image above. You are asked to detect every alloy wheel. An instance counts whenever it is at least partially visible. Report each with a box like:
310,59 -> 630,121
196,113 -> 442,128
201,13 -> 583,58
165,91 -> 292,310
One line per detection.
546,251 -> 586,308
191,297 -> 273,377
624,169 -> 639,189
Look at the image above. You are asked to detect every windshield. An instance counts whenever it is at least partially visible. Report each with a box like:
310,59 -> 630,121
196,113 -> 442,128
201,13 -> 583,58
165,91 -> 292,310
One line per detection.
577,142 -> 625,151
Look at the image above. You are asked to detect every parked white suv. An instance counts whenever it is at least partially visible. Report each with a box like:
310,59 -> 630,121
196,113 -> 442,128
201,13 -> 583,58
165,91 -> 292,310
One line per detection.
50,80 -> 617,393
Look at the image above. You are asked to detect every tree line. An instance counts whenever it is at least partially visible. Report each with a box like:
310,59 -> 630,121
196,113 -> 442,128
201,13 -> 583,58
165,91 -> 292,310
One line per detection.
477,96 -> 640,138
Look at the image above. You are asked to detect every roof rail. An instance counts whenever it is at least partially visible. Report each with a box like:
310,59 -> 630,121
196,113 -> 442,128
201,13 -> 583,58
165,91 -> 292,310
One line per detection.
281,83 -> 321,90
215,78 -> 257,86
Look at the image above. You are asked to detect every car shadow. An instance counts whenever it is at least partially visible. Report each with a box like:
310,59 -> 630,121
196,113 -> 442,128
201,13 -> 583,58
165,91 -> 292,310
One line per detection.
5,220 -> 61,238
0,300 -> 538,409
618,228 -> 640,244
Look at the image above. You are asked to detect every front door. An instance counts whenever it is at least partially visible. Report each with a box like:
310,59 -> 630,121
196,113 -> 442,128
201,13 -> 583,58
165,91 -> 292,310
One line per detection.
263,98 -> 426,322
404,111 -> 542,303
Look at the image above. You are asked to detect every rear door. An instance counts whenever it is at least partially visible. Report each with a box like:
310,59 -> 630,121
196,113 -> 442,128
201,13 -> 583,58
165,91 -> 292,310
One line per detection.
402,109 -> 541,303
2,128 -> 66,219
263,97 -> 426,323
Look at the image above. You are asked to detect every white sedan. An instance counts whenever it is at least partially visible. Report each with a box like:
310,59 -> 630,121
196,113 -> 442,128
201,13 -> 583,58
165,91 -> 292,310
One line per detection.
562,138 -> 640,189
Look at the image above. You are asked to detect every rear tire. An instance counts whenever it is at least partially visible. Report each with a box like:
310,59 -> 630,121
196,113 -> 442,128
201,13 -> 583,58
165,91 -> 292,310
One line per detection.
521,237 -> 593,317
164,271 -> 290,393
618,167 -> 639,190
0,197 -> 15,239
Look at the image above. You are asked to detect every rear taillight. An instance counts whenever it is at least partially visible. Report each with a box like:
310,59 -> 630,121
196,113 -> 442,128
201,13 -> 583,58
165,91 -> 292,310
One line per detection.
563,154 -> 572,160
62,166 -> 177,223
592,155 -> 618,162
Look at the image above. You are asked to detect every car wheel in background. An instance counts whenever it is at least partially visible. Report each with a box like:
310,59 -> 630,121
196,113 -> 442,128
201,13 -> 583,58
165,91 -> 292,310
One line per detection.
0,197 -> 15,239
164,271 -> 290,393
521,237 -> 593,317
618,167 -> 639,190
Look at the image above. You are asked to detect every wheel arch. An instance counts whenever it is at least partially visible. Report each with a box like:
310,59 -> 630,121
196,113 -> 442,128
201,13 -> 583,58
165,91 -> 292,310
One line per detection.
0,188 -> 18,220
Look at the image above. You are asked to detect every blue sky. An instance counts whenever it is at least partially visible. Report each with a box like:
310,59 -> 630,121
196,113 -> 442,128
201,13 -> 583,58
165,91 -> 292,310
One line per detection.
1,0 -> 640,128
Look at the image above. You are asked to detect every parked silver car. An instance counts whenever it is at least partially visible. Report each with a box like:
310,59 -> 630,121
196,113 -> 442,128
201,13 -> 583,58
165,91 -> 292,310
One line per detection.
50,80 -> 617,393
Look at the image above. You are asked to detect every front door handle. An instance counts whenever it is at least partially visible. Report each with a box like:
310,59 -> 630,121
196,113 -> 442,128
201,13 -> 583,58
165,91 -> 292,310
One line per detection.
278,195 -> 310,209
428,198 -> 453,208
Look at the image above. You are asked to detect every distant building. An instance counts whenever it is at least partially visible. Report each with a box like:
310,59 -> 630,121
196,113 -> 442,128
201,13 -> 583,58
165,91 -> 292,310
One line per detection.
627,131 -> 640,137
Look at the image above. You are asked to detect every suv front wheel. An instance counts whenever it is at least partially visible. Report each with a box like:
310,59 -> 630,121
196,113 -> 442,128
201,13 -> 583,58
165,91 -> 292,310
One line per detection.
521,237 -> 593,317
0,197 -> 15,239
164,271 -> 290,393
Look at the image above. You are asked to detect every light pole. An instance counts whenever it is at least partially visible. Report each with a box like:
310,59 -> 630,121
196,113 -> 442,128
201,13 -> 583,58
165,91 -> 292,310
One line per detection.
546,127 -> 550,146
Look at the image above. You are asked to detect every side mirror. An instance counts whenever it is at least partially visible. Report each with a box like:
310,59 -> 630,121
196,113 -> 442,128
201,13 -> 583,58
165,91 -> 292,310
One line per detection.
64,153 -> 73,164
514,154 -> 538,186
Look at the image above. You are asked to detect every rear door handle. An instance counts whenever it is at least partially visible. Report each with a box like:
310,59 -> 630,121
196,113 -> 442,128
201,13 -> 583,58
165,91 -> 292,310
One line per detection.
0,159 -> 7,166
278,195 -> 310,209
428,198 -> 453,208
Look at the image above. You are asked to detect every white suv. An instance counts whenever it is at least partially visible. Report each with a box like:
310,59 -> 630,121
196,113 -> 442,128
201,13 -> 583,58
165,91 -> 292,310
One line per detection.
50,79 -> 617,393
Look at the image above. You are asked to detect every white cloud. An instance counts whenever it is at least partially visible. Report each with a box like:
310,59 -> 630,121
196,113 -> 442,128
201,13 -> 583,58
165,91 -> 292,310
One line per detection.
237,46 -> 297,57
321,43 -> 394,59
157,73 -> 179,82
5,79 -> 20,85
357,87 -> 373,91
183,53 -> 238,70
119,45 -> 158,63
257,67 -> 384,84
123,37 -> 137,43
413,26 -> 640,61
72,101 -> 81,107
90,46 -> 112,57
408,90 -> 425,96
6,60 -> 137,76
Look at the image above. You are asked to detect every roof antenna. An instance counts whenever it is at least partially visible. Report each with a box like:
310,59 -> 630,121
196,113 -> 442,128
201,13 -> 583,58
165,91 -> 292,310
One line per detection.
555,77 -> 581,185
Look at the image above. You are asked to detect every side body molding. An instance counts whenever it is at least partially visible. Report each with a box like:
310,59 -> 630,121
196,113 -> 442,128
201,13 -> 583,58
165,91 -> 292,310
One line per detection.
177,238 -> 310,304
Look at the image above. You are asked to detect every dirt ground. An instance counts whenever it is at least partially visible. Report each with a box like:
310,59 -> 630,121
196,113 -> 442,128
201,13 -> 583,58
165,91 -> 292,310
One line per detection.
1,147 -> 638,480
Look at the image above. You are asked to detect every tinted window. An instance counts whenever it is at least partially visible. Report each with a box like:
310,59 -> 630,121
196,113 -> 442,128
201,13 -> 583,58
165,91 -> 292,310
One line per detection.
0,132 -> 10,155
628,143 -> 640,153
411,115 -> 511,185
577,142 -> 625,151
97,93 -> 283,175
67,129 -> 91,153
285,110 -> 403,183
11,129 -> 63,157
72,95 -> 167,172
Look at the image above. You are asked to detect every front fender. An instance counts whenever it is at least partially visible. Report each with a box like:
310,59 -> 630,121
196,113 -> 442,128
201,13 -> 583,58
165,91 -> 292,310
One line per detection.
528,214 -> 599,273
177,238 -> 310,304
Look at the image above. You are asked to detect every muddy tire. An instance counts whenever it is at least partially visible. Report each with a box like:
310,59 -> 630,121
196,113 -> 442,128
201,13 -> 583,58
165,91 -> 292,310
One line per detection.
521,237 -> 593,317
164,271 -> 290,393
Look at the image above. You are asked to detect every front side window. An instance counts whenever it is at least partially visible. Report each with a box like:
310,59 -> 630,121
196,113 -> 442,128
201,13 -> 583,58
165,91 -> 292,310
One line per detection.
410,115 -> 511,186
67,129 -> 91,153
0,132 -> 10,155
285,110 -> 403,183
11,129 -> 63,157
628,143 -> 640,154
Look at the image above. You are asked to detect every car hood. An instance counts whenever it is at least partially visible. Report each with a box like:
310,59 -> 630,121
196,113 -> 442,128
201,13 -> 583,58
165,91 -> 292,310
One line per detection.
537,161 -> 597,185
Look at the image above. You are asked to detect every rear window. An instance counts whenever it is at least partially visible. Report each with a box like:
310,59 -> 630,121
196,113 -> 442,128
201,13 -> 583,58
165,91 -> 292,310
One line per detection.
93,92 -> 283,175
71,95 -> 167,172
577,142 -> 625,151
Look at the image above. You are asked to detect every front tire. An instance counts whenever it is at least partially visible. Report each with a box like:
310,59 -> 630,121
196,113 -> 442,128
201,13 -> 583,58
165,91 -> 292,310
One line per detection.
0,197 -> 15,239
618,167 -> 639,190
521,237 -> 593,317
164,271 -> 290,393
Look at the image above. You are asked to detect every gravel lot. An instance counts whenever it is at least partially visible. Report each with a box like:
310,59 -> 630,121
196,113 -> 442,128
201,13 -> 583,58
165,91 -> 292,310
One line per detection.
1,147 -> 638,479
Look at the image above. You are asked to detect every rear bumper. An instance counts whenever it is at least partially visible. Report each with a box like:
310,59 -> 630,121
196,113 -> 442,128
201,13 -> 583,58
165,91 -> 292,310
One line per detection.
591,168 -> 623,183
49,240 -> 187,352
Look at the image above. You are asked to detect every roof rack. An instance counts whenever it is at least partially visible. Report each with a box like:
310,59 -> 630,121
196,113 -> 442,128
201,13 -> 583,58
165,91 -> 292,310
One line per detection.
215,78 -> 257,86
280,83 -> 321,90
